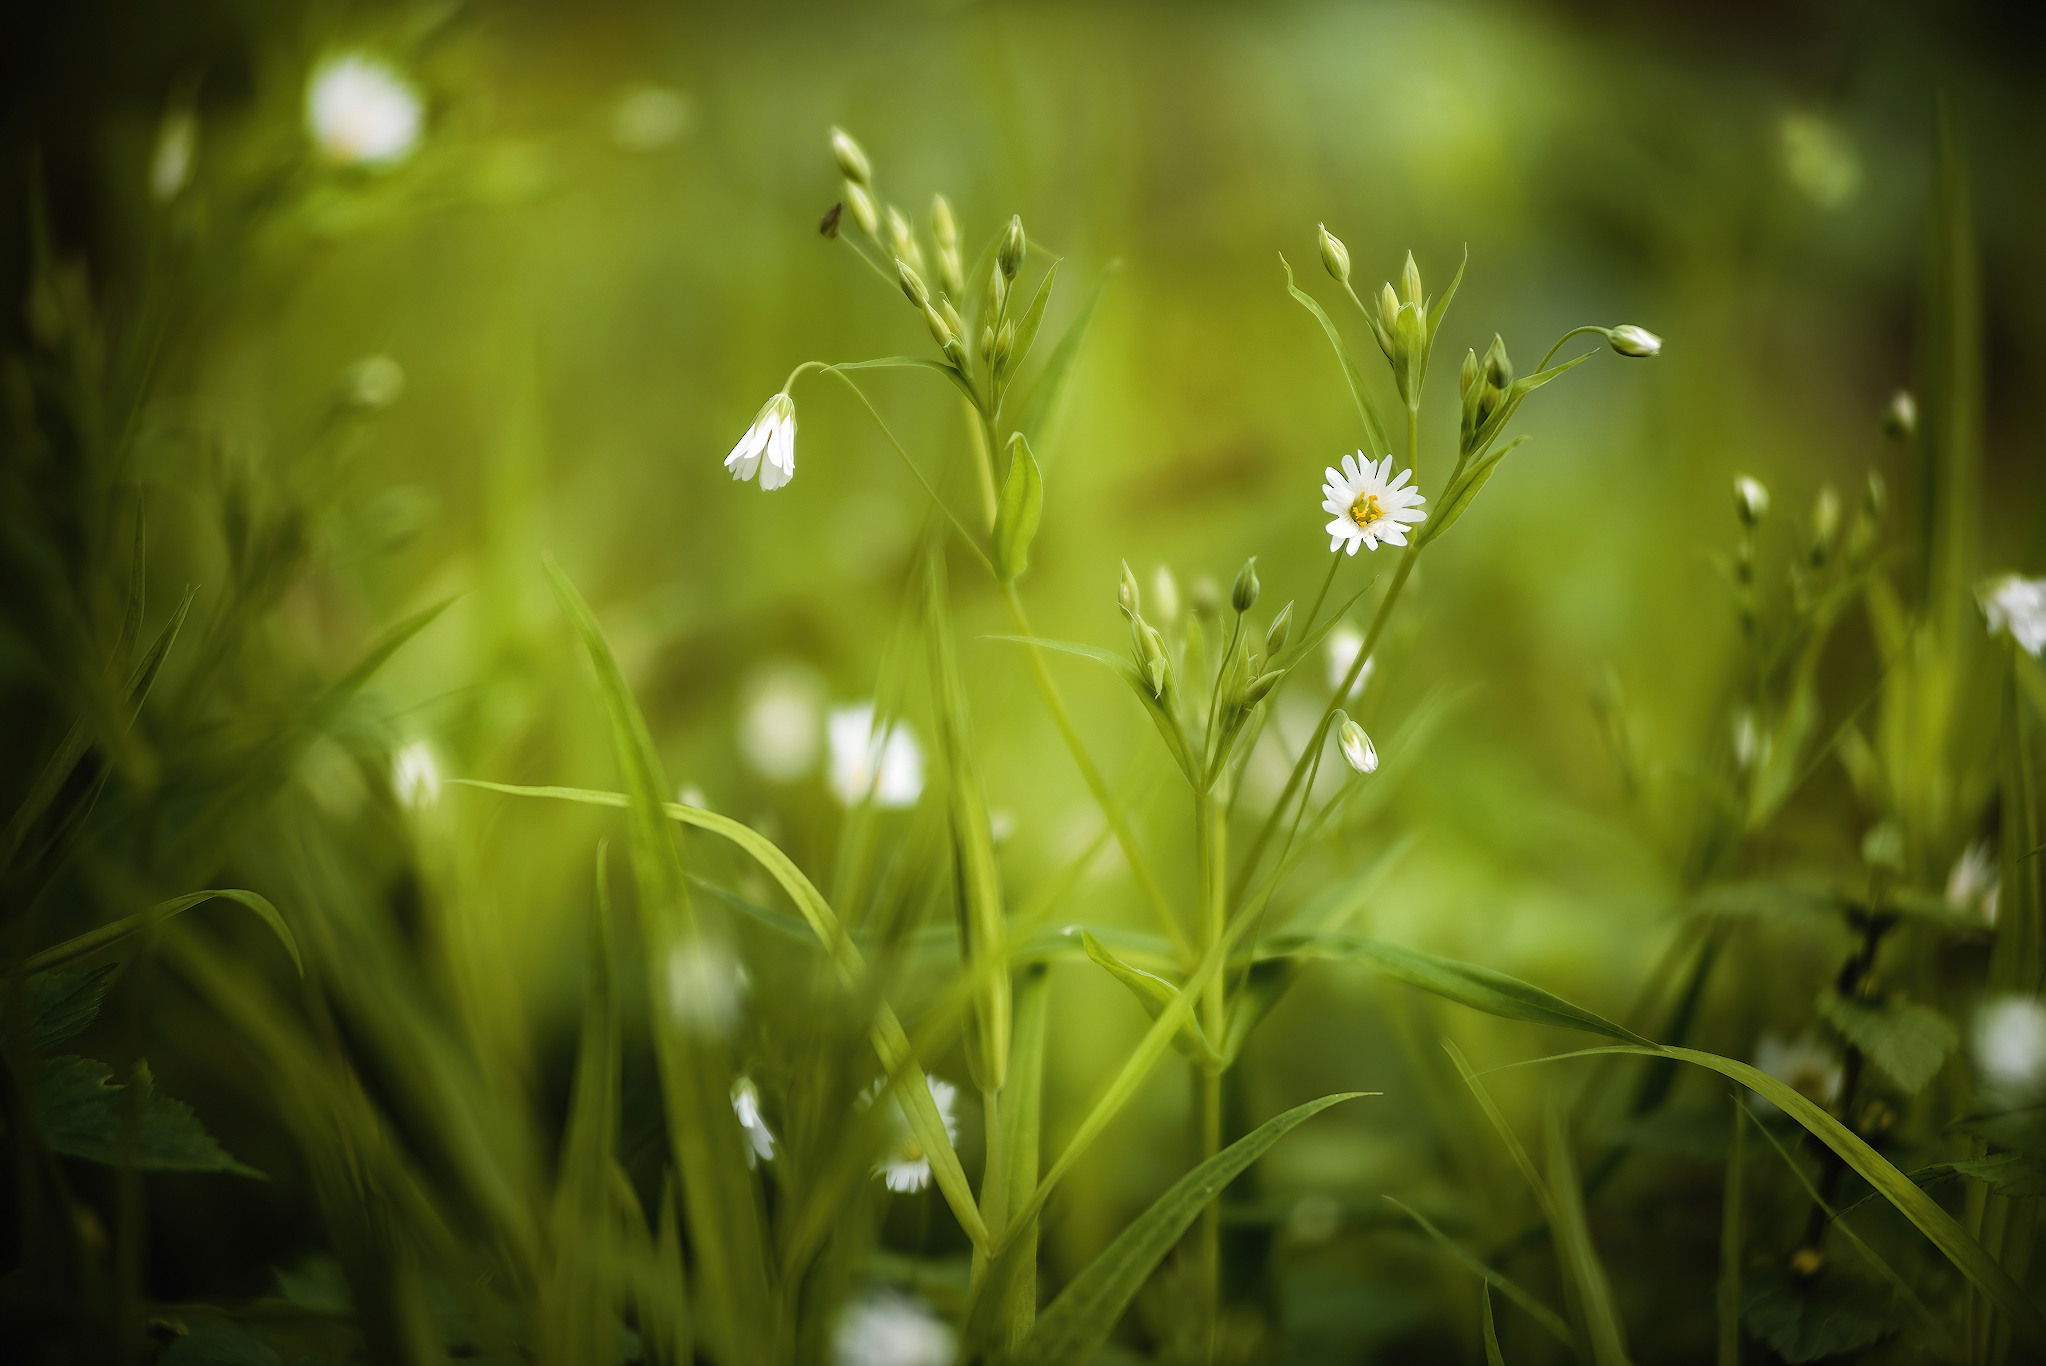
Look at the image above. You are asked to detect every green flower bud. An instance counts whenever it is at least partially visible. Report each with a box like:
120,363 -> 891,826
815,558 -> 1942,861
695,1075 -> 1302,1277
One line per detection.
1241,669 -> 1286,708
886,205 -> 925,277
999,214 -> 1026,280
1264,601 -> 1294,656
845,182 -> 878,236
897,259 -> 930,309
830,127 -> 871,185
1482,334 -> 1513,389
979,325 -> 996,368
1608,324 -> 1661,358
1733,475 -> 1770,527
1317,223 -> 1350,284
1133,616 -> 1171,697
931,193 -> 958,250
1377,282 -> 1400,338
923,301 -> 957,351
1881,390 -> 1916,439
1230,557 -> 1260,614
993,319 -> 1014,371
1810,486 -> 1840,566
1459,347 -> 1480,398
1401,250 -> 1423,306
987,269 -> 1009,322
1119,560 -> 1141,617
939,297 -> 964,341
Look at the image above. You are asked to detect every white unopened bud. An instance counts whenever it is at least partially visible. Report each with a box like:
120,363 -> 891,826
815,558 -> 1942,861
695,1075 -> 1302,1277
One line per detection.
1734,475 -> 1771,527
1608,325 -> 1661,358
1317,224 -> 1350,284
830,127 -> 871,185
1118,561 -> 1140,617
845,182 -> 878,236
1336,715 -> 1378,775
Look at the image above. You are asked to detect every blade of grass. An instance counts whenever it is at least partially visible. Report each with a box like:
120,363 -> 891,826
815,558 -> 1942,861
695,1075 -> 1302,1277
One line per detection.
1015,267 -> 1113,452
1482,1284 -> 1507,1366
25,888 -> 299,977
1718,1090 -> 1744,1366
1383,1196 -> 1571,1347
1545,1104 -> 1632,1366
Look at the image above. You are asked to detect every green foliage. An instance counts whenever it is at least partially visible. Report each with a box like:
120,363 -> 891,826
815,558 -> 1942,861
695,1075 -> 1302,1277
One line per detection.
37,1056 -> 264,1178
1820,990 -> 1958,1093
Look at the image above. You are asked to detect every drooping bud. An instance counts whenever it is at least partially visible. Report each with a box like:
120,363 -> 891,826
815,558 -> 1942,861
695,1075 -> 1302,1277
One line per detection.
1152,565 -> 1181,624
845,182 -> 878,236
1401,251 -> 1423,306
1264,601 -> 1294,656
1810,486 -> 1841,566
1317,224 -> 1350,284
1881,390 -> 1917,439
1733,475 -> 1771,527
1241,669 -> 1286,708
1336,713 -> 1379,775
1118,560 -> 1141,617
1608,324 -> 1662,358
1230,557 -> 1260,613
897,259 -> 930,309
993,319 -> 1015,371
999,215 -> 1026,280
830,127 -> 872,185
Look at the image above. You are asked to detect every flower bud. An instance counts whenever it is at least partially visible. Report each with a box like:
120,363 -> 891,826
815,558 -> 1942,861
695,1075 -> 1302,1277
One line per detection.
931,193 -> 958,250
1401,251 -> 1423,306
830,127 -> 871,185
886,205 -> 925,277
1241,669 -> 1286,707
845,182 -> 878,236
1134,617 -> 1171,697
993,319 -> 1014,371
979,325 -> 996,368
1152,565 -> 1180,624
999,215 -> 1026,280
1377,283 -> 1400,337
1459,348 -> 1480,399
939,297 -> 965,342
1264,601 -> 1294,656
1118,560 -> 1141,617
1608,324 -> 1661,358
1230,557 -> 1260,613
1318,224 -> 1350,284
1733,475 -> 1770,527
987,269 -> 1009,321
1482,335 -> 1513,389
923,302 -> 957,351
1810,486 -> 1840,566
897,259 -> 930,309
1881,390 -> 1917,439
1336,713 -> 1378,775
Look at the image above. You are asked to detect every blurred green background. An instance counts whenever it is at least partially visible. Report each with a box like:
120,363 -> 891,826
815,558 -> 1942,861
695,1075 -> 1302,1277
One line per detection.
5,0 -> 2043,1359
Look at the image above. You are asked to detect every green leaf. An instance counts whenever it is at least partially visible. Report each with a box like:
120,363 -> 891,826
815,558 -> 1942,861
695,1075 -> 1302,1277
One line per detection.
1419,436 -> 1529,547
1742,1267 -> 1905,1364
1382,1196 -> 1571,1347
992,434 -> 1044,582
1280,255 -> 1391,456
1255,933 -> 1650,1044
1016,266 -> 1112,451
1462,349 -> 1594,462
1220,958 -> 1298,1066
26,888 -> 301,978
1481,1285 -> 1506,1366
1546,1105 -> 1632,1366
0,964 -> 118,1050
309,597 -> 457,731
1006,260 -> 1059,384
1008,1092 -> 1368,1366
1951,1152 -> 2046,1197
1820,992 -> 1957,1093
38,1056 -> 265,1178
1080,930 -> 1221,1068
157,1317 -> 284,1366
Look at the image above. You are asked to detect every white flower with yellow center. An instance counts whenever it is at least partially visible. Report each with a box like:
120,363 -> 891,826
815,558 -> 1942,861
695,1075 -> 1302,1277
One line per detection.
724,393 -> 797,491
869,1076 -> 958,1194
1321,453 -> 1425,555
307,54 -> 422,167
1979,574 -> 2046,656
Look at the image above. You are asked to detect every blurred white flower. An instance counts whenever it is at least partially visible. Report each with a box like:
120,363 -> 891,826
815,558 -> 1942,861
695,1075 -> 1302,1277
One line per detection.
988,809 -> 1016,845
725,393 -> 797,491
1975,996 -> 2046,1096
1733,475 -> 1770,526
665,941 -> 744,1037
347,355 -> 406,409
1752,1032 -> 1841,1113
677,784 -> 710,811
1285,1193 -> 1342,1245
611,85 -> 692,150
1979,575 -> 2046,657
1325,626 -> 1373,696
150,109 -> 197,202
1336,715 -> 1378,775
872,1075 -> 958,1194
834,1289 -> 955,1366
829,703 -> 923,810
738,663 -> 823,781
1322,453 -> 1426,555
1150,565 -> 1180,624
392,740 -> 440,809
307,54 -> 422,167
1731,710 -> 1766,771
1946,841 -> 2000,925
731,1077 -> 775,1166
1780,112 -> 1862,209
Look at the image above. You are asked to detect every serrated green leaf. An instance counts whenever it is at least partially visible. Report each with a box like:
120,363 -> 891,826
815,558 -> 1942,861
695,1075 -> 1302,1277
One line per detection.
1008,1092 -> 1368,1366
1080,931 -> 1220,1068
992,435 -> 1043,582
0,964 -> 118,1050
26,888 -> 301,978
1280,255 -> 1391,456
38,1055 -> 265,1178
1821,993 -> 1957,1093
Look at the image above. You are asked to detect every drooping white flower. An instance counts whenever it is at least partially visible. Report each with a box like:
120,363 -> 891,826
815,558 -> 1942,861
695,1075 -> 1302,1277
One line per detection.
724,393 -> 797,491
731,1077 -> 775,1166
150,109 -> 197,202
1979,574 -> 2046,657
1975,997 -> 2046,1096
307,54 -> 422,167
1752,1032 -> 1841,1113
1325,626 -> 1374,696
1321,453 -> 1426,555
665,941 -> 744,1037
833,1289 -> 955,1366
1733,475 -> 1771,527
1336,715 -> 1378,775
1946,841 -> 2000,925
828,703 -> 923,810
870,1075 -> 958,1194
392,740 -> 440,809
739,663 -> 824,781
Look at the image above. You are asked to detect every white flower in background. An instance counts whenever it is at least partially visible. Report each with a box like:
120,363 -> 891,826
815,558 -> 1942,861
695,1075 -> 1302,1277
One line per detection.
871,1075 -> 958,1194
1946,841 -> 2000,925
307,54 -> 423,167
347,355 -> 406,409
1322,453 -> 1426,555
150,109 -> 197,202
1150,565 -> 1180,624
988,809 -> 1017,845
829,703 -> 923,810
1325,626 -> 1373,696
392,740 -> 440,809
1975,997 -> 2046,1096
724,393 -> 797,491
611,84 -> 692,150
665,941 -> 744,1037
731,1077 -> 775,1166
677,784 -> 710,811
833,1289 -> 955,1366
1979,575 -> 2046,657
1733,475 -> 1771,527
1731,710 -> 1766,771
1336,715 -> 1378,775
738,663 -> 823,781
1752,1032 -> 1842,1113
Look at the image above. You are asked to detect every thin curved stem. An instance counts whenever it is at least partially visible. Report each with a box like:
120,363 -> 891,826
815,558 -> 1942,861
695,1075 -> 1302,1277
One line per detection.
1537,326 -> 1611,373
817,367 -> 993,575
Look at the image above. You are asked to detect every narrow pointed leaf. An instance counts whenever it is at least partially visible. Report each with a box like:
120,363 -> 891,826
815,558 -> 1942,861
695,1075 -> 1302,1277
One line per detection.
1081,930 -> 1221,1068
26,888 -> 300,977
992,435 -> 1044,582
1006,260 -> 1059,382
1384,1196 -> 1571,1346
1017,268 -> 1112,451
1281,256 -> 1391,456
1546,1105 -> 1632,1366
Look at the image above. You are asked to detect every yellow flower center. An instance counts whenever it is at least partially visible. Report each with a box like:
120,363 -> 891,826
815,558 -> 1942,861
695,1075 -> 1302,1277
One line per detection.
1349,492 -> 1384,528
898,1138 -> 925,1162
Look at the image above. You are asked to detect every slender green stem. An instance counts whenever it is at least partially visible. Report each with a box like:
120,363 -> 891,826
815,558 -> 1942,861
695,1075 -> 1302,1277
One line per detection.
1536,326 -> 1611,373
1301,552 -> 1343,643
973,406 -> 1002,531
1000,583 -> 1193,960
971,1085 -> 1009,1297
1405,402 -> 1419,484
817,367 -> 993,574
1194,788 -> 1228,1355
1204,615 -> 1243,776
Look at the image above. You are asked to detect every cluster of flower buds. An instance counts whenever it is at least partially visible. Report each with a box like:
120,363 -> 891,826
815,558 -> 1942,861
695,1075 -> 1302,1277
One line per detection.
932,194 -> 964,300
1458,335 -> 1513,450
832,127 -> 879,236
1118,560 -> 1173,698
1358,251 -> 1438,407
